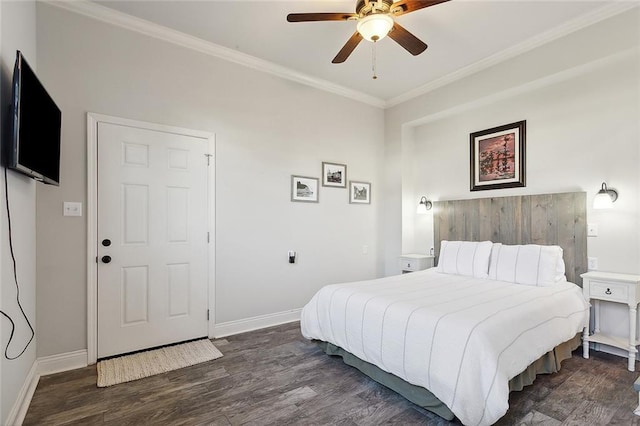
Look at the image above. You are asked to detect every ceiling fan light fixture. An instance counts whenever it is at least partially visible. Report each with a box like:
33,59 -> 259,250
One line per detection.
357,14 -> 393,42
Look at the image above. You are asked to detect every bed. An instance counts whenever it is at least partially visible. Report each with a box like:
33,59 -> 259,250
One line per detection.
300,192 -> 590,426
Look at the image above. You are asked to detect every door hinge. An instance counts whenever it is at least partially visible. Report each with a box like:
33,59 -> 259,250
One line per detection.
205,154 -> 212,166
95,256 -> 98,263
207,309 -> 210,321
207,231 -> 210,243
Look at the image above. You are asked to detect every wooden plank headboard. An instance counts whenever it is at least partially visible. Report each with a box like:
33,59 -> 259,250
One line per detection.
433,192 -> 587,285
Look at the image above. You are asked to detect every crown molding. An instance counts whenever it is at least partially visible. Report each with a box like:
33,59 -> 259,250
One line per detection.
386,2 -> 640,108
403,47 -> 638,129
40,0 -> 638,110
41,0 -> 386,109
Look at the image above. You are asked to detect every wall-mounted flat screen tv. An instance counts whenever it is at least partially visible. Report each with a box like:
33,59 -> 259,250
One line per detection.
5,50 -> 61,185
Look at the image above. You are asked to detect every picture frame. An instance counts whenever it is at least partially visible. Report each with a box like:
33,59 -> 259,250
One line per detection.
470,120 -> 526,191
349,181 -> 371,204
322,162 -> 347,188
291,175 -> 319,203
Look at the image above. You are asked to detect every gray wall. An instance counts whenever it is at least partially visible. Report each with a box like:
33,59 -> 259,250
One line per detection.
0,2 -> 38,423
35,3 -> 385,357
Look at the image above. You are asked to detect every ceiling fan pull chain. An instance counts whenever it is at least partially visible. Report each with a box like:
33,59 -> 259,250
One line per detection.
372,41 -> 378,80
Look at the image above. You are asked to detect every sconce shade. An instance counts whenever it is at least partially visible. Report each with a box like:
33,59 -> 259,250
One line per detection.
356,14 -> 394,42
593,182 -> 618,209
417,196 -> 432,214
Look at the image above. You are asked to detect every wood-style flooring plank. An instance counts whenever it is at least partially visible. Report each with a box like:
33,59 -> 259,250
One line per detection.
560,400 -> 616,426
23,322 -> 640,425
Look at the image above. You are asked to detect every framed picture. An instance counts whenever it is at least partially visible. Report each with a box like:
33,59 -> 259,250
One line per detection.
322,162 -> 347,188
349,181 -> 371,204
470,120 -> 526,191
291,175 -> 319,203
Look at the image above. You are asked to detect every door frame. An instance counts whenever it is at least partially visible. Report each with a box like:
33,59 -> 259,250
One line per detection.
86,113 -> 216,365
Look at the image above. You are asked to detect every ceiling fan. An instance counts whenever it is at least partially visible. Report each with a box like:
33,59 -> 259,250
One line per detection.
287,0 -> 450,64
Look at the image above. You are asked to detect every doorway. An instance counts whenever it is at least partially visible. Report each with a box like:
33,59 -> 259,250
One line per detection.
87,114 -> 215,362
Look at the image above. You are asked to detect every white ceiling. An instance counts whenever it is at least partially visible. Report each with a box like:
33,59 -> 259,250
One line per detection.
90,1 -> 623,105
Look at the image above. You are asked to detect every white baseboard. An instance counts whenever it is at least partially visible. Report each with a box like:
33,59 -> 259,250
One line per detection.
5,361 -> 38,426
37,350 -> 88,376
6,350 -> 88,426
212,308 -> 301,338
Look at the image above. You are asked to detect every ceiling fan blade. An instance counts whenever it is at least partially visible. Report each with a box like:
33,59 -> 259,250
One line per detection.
388,22 -> 428,56
332,32 -> 363,64
287,13 -> 356,23
391,0 -> 450,16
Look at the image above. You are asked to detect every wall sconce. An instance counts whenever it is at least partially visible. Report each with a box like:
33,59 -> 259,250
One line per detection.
416,196 -> 433,214
593,182 -> 618,209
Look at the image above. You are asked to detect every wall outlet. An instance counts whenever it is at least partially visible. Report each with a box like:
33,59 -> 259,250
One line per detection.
288,250 -> 296,264
588,257 -> 598,271
587,223 -> 598,237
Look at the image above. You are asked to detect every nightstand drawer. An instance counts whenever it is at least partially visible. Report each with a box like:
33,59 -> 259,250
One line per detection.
399,254 -> 434,272
591,281 -> 628,303
403,259 -> 420,271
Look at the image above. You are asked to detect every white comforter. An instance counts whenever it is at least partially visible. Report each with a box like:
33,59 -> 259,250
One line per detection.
300,269 -> 589,426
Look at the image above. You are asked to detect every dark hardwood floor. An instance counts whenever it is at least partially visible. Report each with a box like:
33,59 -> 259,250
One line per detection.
24,322 -> 640,425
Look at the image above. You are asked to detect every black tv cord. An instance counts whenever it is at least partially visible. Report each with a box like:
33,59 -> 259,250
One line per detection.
0,166 -> 35,360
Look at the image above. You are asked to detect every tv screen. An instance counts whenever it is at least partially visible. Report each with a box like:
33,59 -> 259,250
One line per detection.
5,50 -> 61,185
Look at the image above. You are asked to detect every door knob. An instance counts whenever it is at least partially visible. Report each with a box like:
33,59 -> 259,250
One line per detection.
102,239 -> 111,247
101,255 -> 112,264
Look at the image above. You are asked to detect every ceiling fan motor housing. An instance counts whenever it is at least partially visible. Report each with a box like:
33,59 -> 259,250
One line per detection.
355,0 -> 394,16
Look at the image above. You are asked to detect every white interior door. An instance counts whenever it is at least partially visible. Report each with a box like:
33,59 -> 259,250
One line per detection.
97,122 -> 210,358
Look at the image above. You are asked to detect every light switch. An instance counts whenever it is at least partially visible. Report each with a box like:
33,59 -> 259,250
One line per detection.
587,223 -> 598,237
63,202 -> 82,217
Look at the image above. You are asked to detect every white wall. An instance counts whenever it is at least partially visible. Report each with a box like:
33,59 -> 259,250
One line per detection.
34,3 -> 384,358
384,8 -> 640,276
384,9 -> 640,342
0,1 -> 38,424
411,51 -> 639,271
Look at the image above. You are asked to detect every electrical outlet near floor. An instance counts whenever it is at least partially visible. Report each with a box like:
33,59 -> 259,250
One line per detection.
588,257 -> 598,270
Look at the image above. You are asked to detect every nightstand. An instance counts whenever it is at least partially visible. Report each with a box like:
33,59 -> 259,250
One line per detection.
582,271 -> 640,372
399,254 -> 434,273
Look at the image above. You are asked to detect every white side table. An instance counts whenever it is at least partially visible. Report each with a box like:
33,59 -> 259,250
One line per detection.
582,271 -> 640,372
399,254 -> 434,273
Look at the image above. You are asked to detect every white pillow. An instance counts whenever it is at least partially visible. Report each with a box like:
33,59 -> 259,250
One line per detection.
437,240 -> 493,278
488,243 -> 567,286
